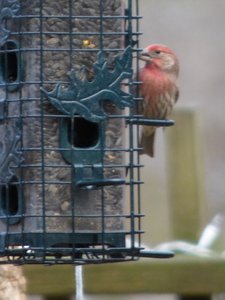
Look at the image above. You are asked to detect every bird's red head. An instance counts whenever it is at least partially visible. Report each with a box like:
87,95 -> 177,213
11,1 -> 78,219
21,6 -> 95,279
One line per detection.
139,44 -> 179,77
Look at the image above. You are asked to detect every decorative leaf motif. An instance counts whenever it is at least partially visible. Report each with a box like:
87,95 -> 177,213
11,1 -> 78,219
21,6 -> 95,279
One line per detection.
0,122 -> 23,183
42,46 -> 134,123
0,0 -> 20,45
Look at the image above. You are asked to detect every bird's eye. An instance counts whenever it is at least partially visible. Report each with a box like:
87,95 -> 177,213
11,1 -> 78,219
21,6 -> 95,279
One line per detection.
155,50 -> 161,55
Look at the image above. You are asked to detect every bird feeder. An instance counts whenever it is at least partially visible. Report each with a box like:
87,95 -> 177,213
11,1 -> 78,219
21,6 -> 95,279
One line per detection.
0,0 -> 173,265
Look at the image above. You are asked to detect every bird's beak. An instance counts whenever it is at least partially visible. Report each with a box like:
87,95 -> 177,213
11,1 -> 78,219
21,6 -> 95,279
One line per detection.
139,48 -> 151,62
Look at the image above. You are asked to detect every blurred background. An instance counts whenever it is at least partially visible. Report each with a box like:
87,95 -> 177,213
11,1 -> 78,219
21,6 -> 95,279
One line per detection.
139,0 -> 225,247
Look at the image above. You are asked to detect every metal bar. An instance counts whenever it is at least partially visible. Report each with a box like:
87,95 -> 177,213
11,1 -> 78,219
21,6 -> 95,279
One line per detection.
39,0 -> 47,264
127,118 -> 175,126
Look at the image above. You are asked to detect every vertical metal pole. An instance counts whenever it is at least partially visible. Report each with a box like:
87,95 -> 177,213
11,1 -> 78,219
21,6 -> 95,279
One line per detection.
135,0 -> 142,250
127,0 -> 135,251
39,0 -> 47,262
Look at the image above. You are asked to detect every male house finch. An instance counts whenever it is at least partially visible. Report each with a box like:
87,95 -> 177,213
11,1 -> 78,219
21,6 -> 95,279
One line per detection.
138,44 -> 179,157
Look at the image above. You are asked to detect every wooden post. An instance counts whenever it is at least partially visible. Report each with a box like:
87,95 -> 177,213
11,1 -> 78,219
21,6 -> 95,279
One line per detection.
166,107 -> 206,241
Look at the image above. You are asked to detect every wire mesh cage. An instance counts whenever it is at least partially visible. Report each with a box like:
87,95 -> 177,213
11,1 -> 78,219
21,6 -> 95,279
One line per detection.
0,0 -> 173,265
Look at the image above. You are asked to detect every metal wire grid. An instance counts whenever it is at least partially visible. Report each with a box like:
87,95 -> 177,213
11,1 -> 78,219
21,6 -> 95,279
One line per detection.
0,0 -> 149,265
0,0 -> 175,265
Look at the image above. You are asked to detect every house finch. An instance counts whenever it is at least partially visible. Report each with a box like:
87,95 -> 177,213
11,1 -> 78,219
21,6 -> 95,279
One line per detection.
138,44 -> 179,157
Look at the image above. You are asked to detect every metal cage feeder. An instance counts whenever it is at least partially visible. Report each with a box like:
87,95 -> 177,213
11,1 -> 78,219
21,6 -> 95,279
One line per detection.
0,0 -> 173,265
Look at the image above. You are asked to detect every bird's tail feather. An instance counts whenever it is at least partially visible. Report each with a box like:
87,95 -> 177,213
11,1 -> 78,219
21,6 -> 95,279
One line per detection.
140,131 -> 155,157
